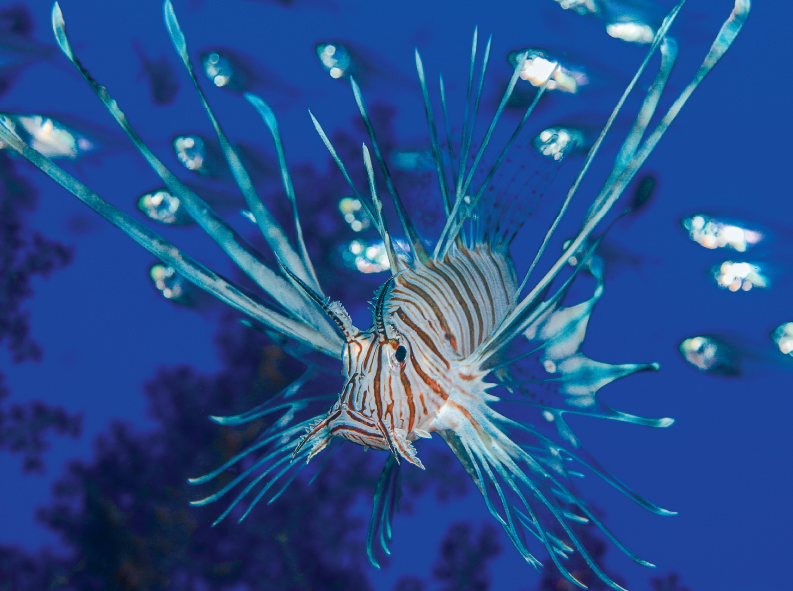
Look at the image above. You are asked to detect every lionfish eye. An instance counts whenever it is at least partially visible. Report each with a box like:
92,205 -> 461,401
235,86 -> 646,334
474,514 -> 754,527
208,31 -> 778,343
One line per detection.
394,345 -> 407,363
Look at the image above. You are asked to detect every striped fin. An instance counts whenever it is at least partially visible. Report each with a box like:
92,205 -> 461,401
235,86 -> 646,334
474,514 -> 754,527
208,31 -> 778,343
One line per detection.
51,2 -> 338,343
434,396 -> 660,591
186,368 -> 341,524
433,47 -> 551,260
415,50 -> 452,216
363,144 -> 400,274
388,245 -> 517,359
366,455 -> 402,568
0,120 -> 343,358
308,109 -> 380,233
475,0 -> 750,365
456,32 -> 491,199
438,74 -> 457,213
244,93 -> 322,292
163,1 -> 320,295
351,77 -> 431,266
495,249 -> 673,434
428,244 -> 675,589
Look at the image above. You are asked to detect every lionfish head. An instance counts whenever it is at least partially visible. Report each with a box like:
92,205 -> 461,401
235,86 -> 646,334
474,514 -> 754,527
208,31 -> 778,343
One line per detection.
292,276 -> 424,469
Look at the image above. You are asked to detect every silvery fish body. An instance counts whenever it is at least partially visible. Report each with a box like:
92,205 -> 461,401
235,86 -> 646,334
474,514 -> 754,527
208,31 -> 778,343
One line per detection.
0,1 -> 750,589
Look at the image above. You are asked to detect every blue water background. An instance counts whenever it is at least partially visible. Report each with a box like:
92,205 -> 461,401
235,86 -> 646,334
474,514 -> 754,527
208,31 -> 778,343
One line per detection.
1,0 -> 791,589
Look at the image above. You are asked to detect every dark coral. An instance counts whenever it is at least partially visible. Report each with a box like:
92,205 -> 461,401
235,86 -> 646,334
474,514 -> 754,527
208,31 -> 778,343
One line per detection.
0,152 -> 81,472
432,522 -> 502,591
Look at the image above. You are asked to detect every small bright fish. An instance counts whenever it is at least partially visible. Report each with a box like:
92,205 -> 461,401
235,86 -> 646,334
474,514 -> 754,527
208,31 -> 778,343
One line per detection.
533,125 -> 589,160
679,334 -> 741,375
681,212 -> 764,252
772,322 -> 793,356
338,238 -> 395,274
0,1 -> 750,589
137,189 -> 193,226
149,262 -> 193,304
314,39 -> 408,88
199,46 -> 300,98
201,48 -> 247,90
0,112 -> 98,160
553,0 -> 666,45
172,133 -> 219,177
338,196 -> 372,232
711,260 -> 768,291
315,41 -> 356,80
508,47 -> 590,94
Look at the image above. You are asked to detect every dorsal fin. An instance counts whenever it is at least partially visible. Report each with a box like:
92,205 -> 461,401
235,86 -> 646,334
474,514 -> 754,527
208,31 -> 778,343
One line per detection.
362,144 -> 400,275
351,78 -> 431,266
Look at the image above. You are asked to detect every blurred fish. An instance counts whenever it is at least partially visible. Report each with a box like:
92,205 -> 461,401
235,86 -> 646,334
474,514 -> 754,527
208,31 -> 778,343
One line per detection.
771,323 -> 793,357
316,42 -> 355,80
143,179 -> 248,224
199,47 -> 299,98
0,112 -> 104,161
552,0 -> 667,45
532,125 -> 591,161
627,172 -> 656,216
602,0 -> 668,43
681,213 -> 764,252
679,334 -> 741,376
172,132 -> 236,182
0,5 -> 56,96
314,40 -> 410,88
337,196 -> 372,232
710,260 -> 768,292
133,40 -> 180,105
680,330 -> 793,377
148,262 -> 213,309
552,0 -> 602,15
337,239 -> 391,274
173,134 -> 279,184
137,189 -> 194,226
507,47 -> 589,94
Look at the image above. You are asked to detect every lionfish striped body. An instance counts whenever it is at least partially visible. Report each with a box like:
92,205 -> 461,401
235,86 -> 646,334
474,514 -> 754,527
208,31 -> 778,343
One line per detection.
0,1 -> 750,589
299,245 -> 517,467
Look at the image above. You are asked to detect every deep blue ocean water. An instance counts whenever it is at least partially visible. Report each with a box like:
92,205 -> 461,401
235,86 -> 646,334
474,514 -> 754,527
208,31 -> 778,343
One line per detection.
1,0 -> 790,589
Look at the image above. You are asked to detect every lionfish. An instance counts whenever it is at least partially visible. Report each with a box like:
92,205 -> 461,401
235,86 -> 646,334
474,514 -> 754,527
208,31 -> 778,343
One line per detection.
0,1 -> 749,589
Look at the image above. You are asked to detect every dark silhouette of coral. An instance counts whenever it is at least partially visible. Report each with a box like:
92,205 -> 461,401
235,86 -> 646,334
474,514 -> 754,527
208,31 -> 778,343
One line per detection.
0,5 -> 56,97
0,153 -> 73,363
648,573 -> 691,591
0,393 -> 82,473
0,152 -> 81,472
432,522 -> 502,591
394,574 -> 426,591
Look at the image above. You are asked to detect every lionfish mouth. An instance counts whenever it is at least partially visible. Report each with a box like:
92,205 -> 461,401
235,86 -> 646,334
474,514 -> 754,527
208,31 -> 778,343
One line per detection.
327,407 -> 383,445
